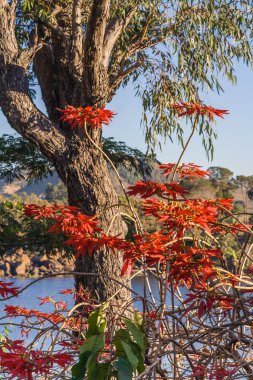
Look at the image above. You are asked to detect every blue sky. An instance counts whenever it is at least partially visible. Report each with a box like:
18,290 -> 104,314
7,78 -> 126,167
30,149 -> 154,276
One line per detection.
1,62 -> 253,176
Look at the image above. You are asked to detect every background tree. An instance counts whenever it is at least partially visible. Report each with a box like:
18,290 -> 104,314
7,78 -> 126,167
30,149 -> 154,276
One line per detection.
208,166 -> 236,198
234,175 -> 253,221
0,0 -> 252,301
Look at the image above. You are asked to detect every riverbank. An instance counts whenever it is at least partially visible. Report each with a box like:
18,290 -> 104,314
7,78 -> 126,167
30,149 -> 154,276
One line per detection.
0,248 -> 74,277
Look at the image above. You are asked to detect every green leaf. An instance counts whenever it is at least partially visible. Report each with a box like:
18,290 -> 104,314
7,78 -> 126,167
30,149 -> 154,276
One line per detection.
134,311 -> 143,326
121,340 -> 139,372
79,334 -> 104,354
3,201 -> 13,209
113,329 -> 132,356
15,201 -> 24,212
86,304 -> 108,338
123,319 -> 145,352
71,351 -> 90,380
114,328 -> 145,375
115,357 -> 133,380
72,335 -> 105,380
87,362 -> 111,380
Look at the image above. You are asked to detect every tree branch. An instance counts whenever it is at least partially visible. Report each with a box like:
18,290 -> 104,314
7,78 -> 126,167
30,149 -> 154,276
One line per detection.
84,0 -> 110,54
102,5 -> 138,66
0,0 -> 18,65
0,3 -> 66,162
18,27 -> 43,69
69,0 -> 83,81
0,64 -> 66,162
82,0 -> 111,104
110,58 -> 143,91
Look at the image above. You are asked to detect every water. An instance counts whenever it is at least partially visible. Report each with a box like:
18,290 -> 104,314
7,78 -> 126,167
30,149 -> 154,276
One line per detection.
0,275 -> 162,340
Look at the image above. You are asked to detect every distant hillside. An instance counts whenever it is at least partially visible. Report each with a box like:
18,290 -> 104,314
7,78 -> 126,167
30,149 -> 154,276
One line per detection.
1,164 -> 253,217
0,164 -> 157,198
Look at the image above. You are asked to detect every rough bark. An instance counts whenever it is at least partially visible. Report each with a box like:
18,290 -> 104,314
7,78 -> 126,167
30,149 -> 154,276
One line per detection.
0,0 -> 133,306
60,133 -> 129,304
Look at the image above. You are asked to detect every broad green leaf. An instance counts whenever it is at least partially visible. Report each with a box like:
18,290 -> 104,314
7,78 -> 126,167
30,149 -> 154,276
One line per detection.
79,334 -> 104,354
121,340 -> 139,372
115,357 -> 133,380
86,304 -> 108,338
123,319 -> 145,352
72,335 -> 104,380
87,362 -> 111,380
71,351 -> 91,380
113,329 -> 132,356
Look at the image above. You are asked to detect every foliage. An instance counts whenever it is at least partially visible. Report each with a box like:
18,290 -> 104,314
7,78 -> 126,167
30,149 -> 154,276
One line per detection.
72,306 -> 147,380
0,135 -> 152,184
235,175 -> 253,199
45,182 -> 68,204
11,0 -> 253,154
1,104 -> 253,379
0,134 -> 54,184
208,166 -> 236,198
102,138 -> 153,180
0,200 -> 72,255
2,154 -> 253,378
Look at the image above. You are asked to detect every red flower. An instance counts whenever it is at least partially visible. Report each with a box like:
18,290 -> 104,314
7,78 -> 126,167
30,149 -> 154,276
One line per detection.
66,233 -> 127,257
127,180 -> 188,199
171,102 -> 229,120
160,163 -> 210,180
143,198 -> 220,235
0,339 -> 73,380
4,305 -> 64,325
24,204 -> 79,220
58,105 -> 116,129
121,231 -> 170,275
60,289 -> 75,295
0,280 -> 19,298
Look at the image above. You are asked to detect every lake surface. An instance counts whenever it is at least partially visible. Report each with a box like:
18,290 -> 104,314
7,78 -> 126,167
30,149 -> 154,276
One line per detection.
0,275 -> 163,340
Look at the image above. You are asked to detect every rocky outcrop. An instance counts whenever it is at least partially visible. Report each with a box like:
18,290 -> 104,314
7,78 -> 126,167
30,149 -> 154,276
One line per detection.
0,248 -> 74,278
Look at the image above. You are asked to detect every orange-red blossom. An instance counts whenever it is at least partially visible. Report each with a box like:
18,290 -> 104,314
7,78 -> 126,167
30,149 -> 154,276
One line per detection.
58,105 -> 116,129
171,102 -> 229,120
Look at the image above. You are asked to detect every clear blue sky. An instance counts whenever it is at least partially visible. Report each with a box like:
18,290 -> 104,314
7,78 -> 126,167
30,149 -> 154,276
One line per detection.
1,62 -> 253,176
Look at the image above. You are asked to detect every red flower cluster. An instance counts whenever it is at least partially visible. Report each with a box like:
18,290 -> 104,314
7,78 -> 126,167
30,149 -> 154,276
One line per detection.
121,231 -> 170,275
171,102 -> 229,120
24,162 -> 240,293
0,339 -> 73,380
123,164 -> 238,289
0,280 -> 19,298
25,203 -> 126,257
160,163 -> 210,180
127,180 -> 188,199
58,105 -> 116,129
4,305 -> 64,325
24,204 -> 79,220
184,289 -> 235,318
142,198 -> 228,235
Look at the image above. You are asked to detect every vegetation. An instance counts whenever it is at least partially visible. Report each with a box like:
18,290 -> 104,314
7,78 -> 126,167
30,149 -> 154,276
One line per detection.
0,199 -> 72,255
0,2 -> 253,377
0,0 -> 252,301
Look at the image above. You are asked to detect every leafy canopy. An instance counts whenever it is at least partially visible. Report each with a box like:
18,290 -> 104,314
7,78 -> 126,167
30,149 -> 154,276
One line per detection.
14,0 -> 253,155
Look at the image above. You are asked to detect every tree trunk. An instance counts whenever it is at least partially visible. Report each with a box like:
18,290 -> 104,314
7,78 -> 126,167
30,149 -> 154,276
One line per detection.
55,130 -> 130,304
0,0 -> 133,308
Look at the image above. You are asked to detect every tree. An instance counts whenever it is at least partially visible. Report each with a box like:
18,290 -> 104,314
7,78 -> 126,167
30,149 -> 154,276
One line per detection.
208,166 -> 235,198
0,0 -> 252,302
235,175 -> 253,222
2,158 -> 253,379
